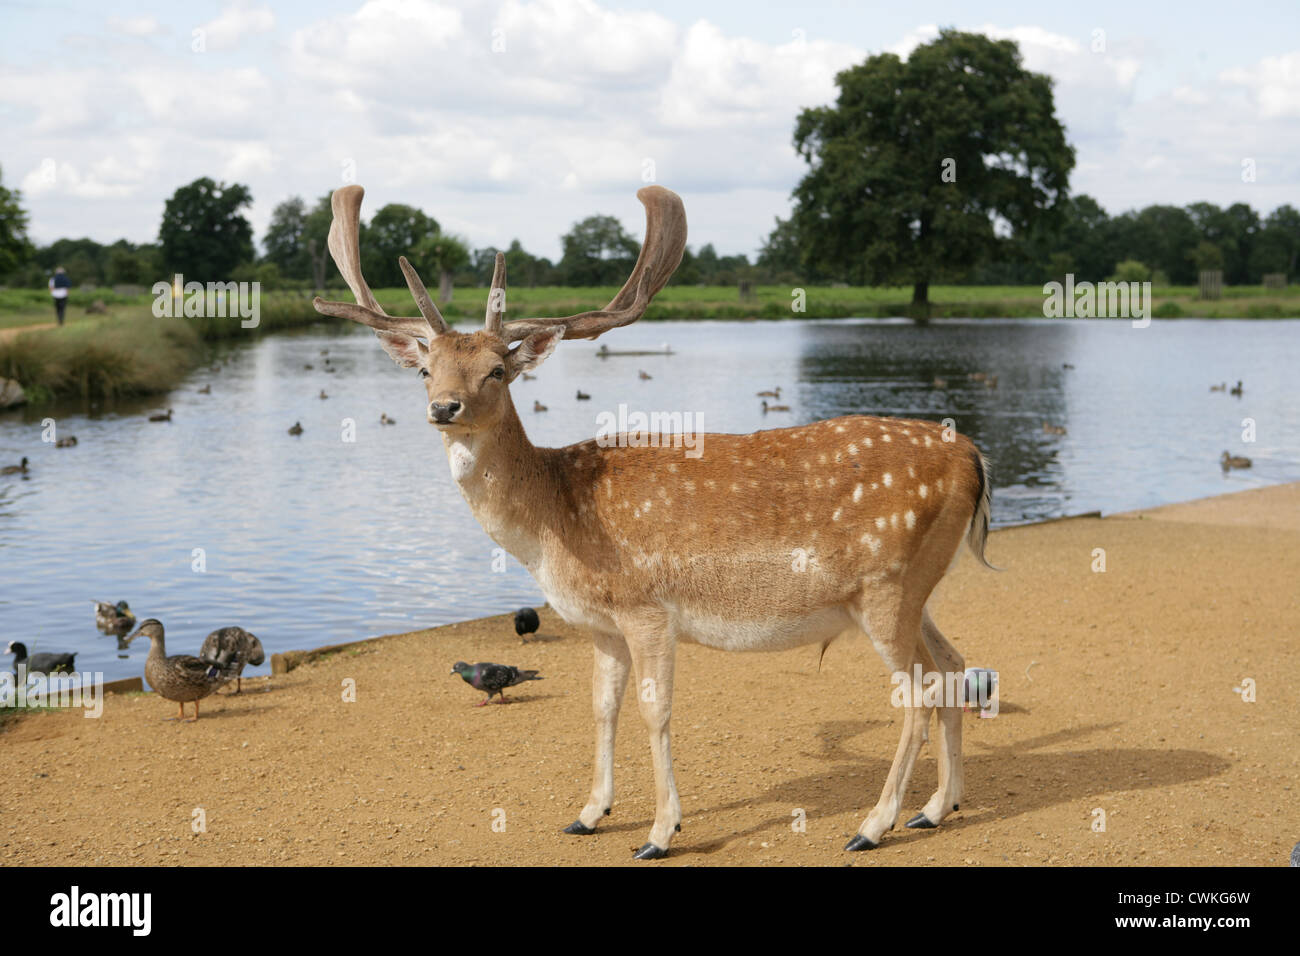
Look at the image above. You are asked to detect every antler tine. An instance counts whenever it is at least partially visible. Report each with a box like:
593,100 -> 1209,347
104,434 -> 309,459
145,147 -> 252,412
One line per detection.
398,256 -> 449,336
485,252 -> 506,334
311,185 -> 436,339
501,186 -> 686,343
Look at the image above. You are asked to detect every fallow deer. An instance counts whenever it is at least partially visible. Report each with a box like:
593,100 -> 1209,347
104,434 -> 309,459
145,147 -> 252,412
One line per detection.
314,184 -> 994,859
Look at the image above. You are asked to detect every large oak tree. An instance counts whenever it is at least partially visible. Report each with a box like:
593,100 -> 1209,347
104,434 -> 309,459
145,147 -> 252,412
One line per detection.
787,29 -> 1074,308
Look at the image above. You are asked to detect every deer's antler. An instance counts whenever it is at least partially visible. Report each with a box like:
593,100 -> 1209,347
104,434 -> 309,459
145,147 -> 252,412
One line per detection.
312,185 -> 448,339
495,185 -> 686,343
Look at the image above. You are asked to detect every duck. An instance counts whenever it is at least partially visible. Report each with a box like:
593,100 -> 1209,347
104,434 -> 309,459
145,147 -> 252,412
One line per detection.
1220,451 -> 1252,470
130,619 -> 234,721
380,413 -> 396,425
148,408 -> 173,422
319,389 -> 328,400
1062,363 -> 1075,370
521,373 -> 537,381
756,387 -> 781,398
94,599 -> 136,633
1,457 -> 29,475
6,641 -> 77,675
639,370 -> 653,381
288,422 -> 303,436
197,384 -> 211,395
55,436 -> 77,448
1209,383 -> 1226,392
304,363 -> 314,370
199,626 -> 265,695
762,400 -> 791,413
984,375 -> 999,390
325,366 -> 337,374
1042,422 -> 1067,436
320,349 -> 329,356
575,390 -> 591,400
533,400 -> 548,412
1229,380 -> 1243,396
967,372 -> 987,382
931,377 -> 948,389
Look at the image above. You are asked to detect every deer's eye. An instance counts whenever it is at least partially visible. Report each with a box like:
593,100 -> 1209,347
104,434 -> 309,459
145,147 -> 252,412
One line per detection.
489,367 -> 505,381
418,368 -> 429,378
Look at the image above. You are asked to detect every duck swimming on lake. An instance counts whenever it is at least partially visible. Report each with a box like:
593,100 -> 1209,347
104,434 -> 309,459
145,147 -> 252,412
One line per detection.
148,409 -> 173,422
199,626 -> 265,695
762,400 -> 791,413
1220,451 -> 1251,470
94,599 -> 136,634
131,619 -> 235,721
533,400 -> 547,412
6,641 -> 77,675
1,457 -> 29,475
56,436 -> 77,447
288,421 -> 303,435
380,413 -> 396,425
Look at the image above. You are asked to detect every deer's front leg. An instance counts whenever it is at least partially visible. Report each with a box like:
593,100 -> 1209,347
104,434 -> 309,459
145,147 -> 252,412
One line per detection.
626,628 -> 681,859
564,630 -> 631,836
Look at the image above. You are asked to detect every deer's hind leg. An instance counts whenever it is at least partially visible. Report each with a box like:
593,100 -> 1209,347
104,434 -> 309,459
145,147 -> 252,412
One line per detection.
907,607 -> 965,830
845,592 -> 933,850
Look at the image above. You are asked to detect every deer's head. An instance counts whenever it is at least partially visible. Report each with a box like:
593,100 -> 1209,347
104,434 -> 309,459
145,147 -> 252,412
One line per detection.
313,185 -> 686,435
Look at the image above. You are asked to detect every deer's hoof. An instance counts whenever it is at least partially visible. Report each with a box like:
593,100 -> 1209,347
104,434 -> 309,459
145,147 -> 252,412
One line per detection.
844,834 -> 878,852
634,842 -> 668,860
563,820 -> 596,835
904,813 -> 937,829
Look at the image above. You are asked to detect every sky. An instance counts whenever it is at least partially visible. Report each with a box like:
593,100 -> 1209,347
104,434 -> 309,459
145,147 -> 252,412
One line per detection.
1,0 -> 1298,260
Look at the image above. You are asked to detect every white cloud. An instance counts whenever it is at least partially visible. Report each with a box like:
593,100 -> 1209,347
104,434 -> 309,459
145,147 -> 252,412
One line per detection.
107,16 -> 167,37
1221,52 -> 1300,118
195,1 -> 276,52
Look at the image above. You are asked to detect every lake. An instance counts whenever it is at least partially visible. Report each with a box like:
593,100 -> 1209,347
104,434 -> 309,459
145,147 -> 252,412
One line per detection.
1,317 -> 1296,682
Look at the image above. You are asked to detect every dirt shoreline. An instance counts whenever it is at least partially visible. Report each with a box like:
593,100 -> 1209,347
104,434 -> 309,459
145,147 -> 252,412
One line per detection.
3,483 -> 1298,866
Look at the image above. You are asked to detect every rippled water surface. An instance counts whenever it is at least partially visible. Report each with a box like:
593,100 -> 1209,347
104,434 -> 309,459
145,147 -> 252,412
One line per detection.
2,317 -> 1296,681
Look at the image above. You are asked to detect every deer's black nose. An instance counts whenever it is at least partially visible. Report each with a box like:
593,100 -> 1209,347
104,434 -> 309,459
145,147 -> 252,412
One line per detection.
429,400 -> 462,423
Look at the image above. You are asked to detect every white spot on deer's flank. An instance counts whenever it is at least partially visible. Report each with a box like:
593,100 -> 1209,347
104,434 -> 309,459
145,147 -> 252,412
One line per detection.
919,484 -> 928,498
905,510 -> 915,530
875,517 -> 887,530
853,483 -> 863,502
883,473 -> 893,487
890,513 -> 899,529
833,508 -> 842,521
848,443 -> 859,455
881,433 -> 892,442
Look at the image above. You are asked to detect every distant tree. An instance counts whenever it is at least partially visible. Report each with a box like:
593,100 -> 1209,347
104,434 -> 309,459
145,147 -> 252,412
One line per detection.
557,214 -> 639,285
105,241 -> 152,285
0,164 -> 33,281
302,193 -> 335,291
1109,259 -> 1151,283
1187,240 -> 1224,274
1250,204 -> 1300,280
670,247 -> 701,285
158,177 -> 254,278
787,29 -> 1074,308
414,233 -> 471,303
1106,206 -> 1199,284
263,196 -> 310,278
361,203 -> 440,288
757,216 -> 804,280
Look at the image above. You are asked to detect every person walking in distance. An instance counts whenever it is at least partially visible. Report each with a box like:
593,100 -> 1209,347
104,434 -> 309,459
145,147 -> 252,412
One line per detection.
48,266 -> 71,326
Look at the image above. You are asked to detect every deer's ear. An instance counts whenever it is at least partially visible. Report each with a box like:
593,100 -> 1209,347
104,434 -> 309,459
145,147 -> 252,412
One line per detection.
374,331 -> 427,368
506,327 -> 562,379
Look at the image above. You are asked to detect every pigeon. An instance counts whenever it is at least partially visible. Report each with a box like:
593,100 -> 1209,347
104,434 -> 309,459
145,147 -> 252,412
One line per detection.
6,641 -> 77,675
451,661 -> 542,706
199,626 -> 265,694
514,607 -> 540,643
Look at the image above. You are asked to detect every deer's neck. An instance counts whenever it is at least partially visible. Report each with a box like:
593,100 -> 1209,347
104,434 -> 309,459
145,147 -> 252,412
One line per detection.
440,394 -> 554,568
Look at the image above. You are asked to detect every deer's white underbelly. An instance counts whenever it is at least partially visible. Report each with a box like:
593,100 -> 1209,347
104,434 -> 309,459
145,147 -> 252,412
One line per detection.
670,603 -> 856,652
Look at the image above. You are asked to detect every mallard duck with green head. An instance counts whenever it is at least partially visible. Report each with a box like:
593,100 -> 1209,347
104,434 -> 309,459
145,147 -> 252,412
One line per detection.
93,599 -> 136,634
130,619 -> 235,721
